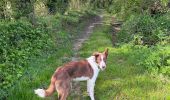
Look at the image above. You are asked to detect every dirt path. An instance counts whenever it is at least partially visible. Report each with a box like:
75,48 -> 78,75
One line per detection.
71,15 -> 103,61
70,15 -> 103,99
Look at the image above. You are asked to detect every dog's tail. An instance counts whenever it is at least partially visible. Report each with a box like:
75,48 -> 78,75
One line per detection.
34,76 -> 56,98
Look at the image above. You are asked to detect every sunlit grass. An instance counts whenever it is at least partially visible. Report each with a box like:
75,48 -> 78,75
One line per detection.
77,24 -> 170,100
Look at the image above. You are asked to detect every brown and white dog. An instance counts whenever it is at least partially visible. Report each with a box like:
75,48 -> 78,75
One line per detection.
34,48 -> 109,100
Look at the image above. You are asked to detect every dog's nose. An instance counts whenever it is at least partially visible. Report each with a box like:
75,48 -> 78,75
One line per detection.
102,66 -> 105,69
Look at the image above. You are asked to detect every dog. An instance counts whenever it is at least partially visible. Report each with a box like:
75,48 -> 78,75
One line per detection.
34,48 -> 109,100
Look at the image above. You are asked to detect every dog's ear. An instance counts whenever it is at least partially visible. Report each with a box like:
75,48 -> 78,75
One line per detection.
92,52 -> 100,58
104,48 -> 109,57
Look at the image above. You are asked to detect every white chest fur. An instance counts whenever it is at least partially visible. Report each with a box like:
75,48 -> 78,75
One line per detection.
87,56 -> 100,81
87,56 -> 100,100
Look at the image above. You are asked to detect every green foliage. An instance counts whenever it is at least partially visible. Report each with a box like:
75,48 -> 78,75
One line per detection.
46,0 -> 69,14
0,10 -> 96,99
0,0 -> 169,99
0,0 -> 6,19
106,0 -> 169,19
10,0 -> 35,19
146,45 -> 170,75
90,0 -> 113,9
60,10 -> 96,27
115,10 -> 170,76
117,13 -> 170,45
0,19 -> 54,98
117,44 -> 170,76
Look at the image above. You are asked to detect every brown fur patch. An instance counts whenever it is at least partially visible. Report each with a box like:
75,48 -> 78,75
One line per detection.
54,60 -> 93,80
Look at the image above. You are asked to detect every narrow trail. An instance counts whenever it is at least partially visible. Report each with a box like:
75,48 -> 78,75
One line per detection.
70,15 -> 103,99
71,15 -> 103,61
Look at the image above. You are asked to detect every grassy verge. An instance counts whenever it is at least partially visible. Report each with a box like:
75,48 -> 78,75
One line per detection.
76,23 -> 170,99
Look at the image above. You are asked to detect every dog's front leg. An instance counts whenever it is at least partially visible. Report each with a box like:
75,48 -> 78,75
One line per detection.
87,80 -> 95,100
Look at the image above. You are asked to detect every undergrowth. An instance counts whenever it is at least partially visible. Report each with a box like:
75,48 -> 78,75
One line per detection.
0,20 -> 55,98
116,12 -> 170,76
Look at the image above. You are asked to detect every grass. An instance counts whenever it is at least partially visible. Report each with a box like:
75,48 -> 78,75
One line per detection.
7,47 -> 73,100
7,14 -> 170,100
76,24 -> 170,99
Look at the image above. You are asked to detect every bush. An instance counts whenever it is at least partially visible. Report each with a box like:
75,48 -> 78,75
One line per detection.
117,13 -> 170,45
118,44 -> 170,76
116,12 -> 170,76
0,20 -> 54,98
145,45 -> 170,76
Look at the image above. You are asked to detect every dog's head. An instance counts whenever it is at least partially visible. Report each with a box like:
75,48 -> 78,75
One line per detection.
93,48 -> 109,70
